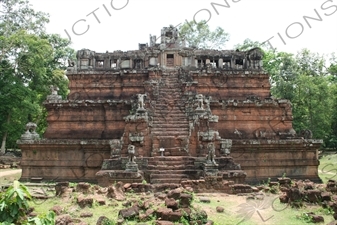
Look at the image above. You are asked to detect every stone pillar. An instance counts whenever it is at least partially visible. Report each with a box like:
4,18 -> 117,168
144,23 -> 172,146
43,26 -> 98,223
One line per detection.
206,59 -> 211,65
117,59 -> 121,69
129,59 -> 133,69
231,58 -> 235,69
189,57 -> 195,67
218,58 -> 223,69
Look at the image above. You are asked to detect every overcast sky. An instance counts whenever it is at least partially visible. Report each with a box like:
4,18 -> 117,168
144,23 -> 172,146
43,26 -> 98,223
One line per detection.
29,0 -> 337,56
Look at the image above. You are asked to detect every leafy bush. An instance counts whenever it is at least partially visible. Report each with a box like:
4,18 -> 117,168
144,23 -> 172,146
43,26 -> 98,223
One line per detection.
0,180 -> 32,224
0,181 -> 55,225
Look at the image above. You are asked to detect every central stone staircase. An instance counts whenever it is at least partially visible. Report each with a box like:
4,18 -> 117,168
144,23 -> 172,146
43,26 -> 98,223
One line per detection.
151,71 -> 190,156
147,157 -> 201,184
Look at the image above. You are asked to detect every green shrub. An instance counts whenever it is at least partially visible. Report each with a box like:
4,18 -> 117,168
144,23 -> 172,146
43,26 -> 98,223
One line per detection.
0,181 -> 55,225
0,180 -> 32,224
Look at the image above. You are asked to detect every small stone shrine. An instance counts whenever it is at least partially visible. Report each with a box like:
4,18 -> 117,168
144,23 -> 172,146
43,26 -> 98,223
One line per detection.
17,26 -> 322,186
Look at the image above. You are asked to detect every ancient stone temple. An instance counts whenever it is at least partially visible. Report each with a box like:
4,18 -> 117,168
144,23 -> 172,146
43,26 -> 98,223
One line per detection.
18,26 -> 322,186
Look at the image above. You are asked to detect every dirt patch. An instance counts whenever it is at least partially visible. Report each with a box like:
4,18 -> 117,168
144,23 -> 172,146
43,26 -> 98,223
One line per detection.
0,169 -> 22,185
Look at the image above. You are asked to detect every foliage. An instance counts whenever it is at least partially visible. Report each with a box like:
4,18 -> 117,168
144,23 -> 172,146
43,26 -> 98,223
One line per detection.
0,0 -> 75,152
102,218 -> 116,225
179,20 -> 229,49
27,211 -> 55,225
267,49 -> 335,144
236,39 -> 337,147
234,38 -> 264,51
0,180 -> 31,224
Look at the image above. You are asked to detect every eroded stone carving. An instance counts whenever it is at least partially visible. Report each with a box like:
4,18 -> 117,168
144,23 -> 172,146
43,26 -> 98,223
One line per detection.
220,139 -> 232,155
124,94 -> 150,123
125,144 -> 139,172
198,130 -> 221,142
20,122 -> 40,140
137,94 -> 147,111
128,144 -> 136,163
300,129 -> 313,139
129,132 -> 144,145
206,143 -> 218,166
196,94 -> 204,111
46,85 -> 62,101
109,139 -> 122,158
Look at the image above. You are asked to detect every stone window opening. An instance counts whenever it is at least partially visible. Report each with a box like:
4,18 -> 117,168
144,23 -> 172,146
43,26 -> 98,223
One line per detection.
210,60 -> 218,68
110,59 -> 117,68
96,60 -> 104,68
235,59 -> 244,69
166,54 -> 174,67
134,59 -> 143,69
197,59 -> 206,68
166,32 -> 173,38
223,59 -> 231,69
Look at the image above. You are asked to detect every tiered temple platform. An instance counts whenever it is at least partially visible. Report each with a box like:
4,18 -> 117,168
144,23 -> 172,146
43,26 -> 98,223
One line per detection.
17,26 -> 322,185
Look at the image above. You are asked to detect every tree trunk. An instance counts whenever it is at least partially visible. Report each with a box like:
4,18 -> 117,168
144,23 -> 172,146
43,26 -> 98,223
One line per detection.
0,114 -> 11,155
0,132 -> 8,155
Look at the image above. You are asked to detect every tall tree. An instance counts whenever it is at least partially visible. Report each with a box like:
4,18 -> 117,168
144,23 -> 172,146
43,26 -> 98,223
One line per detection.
179,20 -> 229,49
0,0 -> 74,153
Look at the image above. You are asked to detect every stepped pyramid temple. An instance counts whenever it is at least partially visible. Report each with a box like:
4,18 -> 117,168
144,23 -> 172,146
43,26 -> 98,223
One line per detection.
18,26 -> 322,187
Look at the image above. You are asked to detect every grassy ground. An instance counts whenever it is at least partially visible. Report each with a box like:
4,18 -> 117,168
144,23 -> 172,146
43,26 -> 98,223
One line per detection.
1,154 -> 337,224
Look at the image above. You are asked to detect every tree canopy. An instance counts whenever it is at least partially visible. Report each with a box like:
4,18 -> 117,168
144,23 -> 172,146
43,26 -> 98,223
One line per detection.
235,38 -> 337,148
0,0 -> 75,153
178,20 -> 229,49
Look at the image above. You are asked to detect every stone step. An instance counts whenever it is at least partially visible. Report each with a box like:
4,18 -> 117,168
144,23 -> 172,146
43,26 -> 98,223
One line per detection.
154,105 -> 185,110
151,128 -> 189,132
153,109 -> 186,112
147,164 -> 191,170
152,116 -> 187,120
148,160 -> 193,166
150,173 -> 188,179
148,156 -> 194,161
152,121 -> 188,125
150,178 -> 188,184
152,118 -> 188,122
153,113 -> 187,116
151,131 -> 189,136
154,105 -> 185,109
159,89 -> 181,91
149,168 -> 197,173
148,165 -> 196,170
152,124 -> 189,128
151,135 -> 188,139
